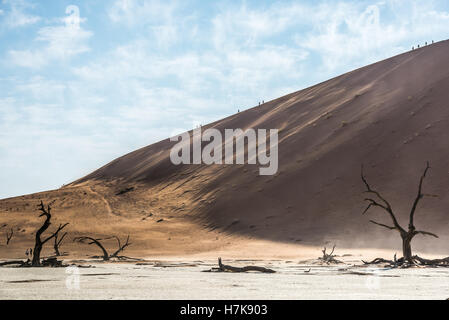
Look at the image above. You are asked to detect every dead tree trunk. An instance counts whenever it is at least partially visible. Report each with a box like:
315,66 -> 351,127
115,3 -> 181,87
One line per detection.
32,201 -> 69,266
73,237 -> 110,261
402,232 -> 413,263
54,232 -> 67,256
361,162 -> 438,264
6,228 -> 13,245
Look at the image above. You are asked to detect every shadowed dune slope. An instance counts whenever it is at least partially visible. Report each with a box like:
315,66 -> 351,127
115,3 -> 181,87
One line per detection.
2,40 -> 449,258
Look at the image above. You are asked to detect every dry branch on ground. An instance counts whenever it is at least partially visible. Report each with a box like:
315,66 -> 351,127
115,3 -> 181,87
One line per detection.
204,258 -> 275,273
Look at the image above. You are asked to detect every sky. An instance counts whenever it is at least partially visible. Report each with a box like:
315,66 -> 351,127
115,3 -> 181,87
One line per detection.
0,0 -> 449,199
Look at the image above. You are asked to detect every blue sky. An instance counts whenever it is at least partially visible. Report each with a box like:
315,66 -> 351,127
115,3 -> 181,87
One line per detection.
1,0 -> 449,199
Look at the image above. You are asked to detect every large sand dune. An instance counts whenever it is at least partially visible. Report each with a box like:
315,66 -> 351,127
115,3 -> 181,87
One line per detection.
2,40 -> 449,260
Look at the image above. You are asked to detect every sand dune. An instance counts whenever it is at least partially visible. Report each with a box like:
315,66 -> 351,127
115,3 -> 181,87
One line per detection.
2,40 -> 449,260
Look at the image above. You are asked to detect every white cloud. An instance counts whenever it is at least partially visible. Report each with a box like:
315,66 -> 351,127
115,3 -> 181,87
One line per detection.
107,0 -> 199,49
8,5 -> 92,68
296,1 -> 449,73
211,3 -> 303,49
8,49 -> 47,68
108,0 -> 176,25
1,0 -> 41,28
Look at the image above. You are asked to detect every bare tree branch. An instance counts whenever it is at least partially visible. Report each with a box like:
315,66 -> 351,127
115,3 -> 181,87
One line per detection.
110,235 -> 131,258
361,165 -> 394,209
369,220 -> 396,230
363,198 -> 388,213
361,165 -> 404,232
54,231 -> 68,256
414,230 -> 439,238
328,244 -> 335,256
409,161 -> 431,230
6,228 -> 13,245
42,223 -> 69,245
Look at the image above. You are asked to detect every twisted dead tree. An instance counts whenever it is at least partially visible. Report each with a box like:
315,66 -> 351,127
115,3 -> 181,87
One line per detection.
73,235 -> 131,261
6,228 -> 13,245
32,201 -> 69,266
54,231 -> 67,256
361,162 -> 442,266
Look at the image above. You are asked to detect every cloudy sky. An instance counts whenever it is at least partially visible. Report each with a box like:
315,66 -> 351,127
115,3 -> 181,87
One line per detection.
0,0 -> 449,199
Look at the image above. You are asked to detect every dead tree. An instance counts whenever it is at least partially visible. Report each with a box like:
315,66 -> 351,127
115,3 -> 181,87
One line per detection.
361,162 -> 438,265
319,245 -> 342,264
73,235 -> 131,261
6,228 -> 13,245
54,231 -> 67,256
32,201 -> 69,266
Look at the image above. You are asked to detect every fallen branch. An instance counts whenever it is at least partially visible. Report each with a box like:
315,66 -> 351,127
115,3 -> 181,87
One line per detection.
412,255 -> 449,266
41,257 -> 65,267
206,258 -> 275,273
362,257 -> 396,265
362,255 -> 449,268
0,260 -> 28,267
218,258 -> 275,273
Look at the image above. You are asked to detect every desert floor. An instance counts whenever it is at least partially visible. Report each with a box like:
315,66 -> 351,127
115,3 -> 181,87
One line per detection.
3,41 -> 449,300
1,255 -> 449,300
